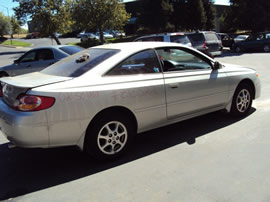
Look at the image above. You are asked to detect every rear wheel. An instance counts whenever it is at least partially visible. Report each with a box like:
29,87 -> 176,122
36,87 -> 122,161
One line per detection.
235,46 -> 242,53
84,113 -> 135,161
264,44 -> 270,52
230,83 -> 253,117
0,72 -> 8,77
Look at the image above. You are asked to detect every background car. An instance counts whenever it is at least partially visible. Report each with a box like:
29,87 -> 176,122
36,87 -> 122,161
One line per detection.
80,33 -> 99,42
0,45 -> 84,77
134,32 -> 192,47
0,42 -> 261,161
187,31 -> 223,57
233,32 -> 270,53
96,32 -> 114,39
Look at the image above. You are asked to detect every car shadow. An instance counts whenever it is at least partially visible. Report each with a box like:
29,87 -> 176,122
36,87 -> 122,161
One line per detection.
0,109 -> 256,200
217,49 -> 243,58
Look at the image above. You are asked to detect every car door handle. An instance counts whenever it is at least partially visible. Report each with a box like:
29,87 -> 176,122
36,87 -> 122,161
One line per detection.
169,85 -> 179,89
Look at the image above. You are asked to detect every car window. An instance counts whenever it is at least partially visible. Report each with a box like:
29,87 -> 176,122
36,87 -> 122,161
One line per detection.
42,48 -> 120,77
156,48 -> 211,72
205,33 -> 219,41
37,49 -> 54,60
19,51 -> 37,63
59,46 -> 84,55
136,36 -> 163,42
170,35 -> 190,44
107,49 -> 161,75
188,33 -> 204,42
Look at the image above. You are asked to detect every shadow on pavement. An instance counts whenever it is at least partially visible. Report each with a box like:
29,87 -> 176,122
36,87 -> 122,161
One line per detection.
0,109 -> 256,200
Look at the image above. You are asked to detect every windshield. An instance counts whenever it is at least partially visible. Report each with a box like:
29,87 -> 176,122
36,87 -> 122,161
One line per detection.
59,46 -> 84,55
42,48 -> 120,77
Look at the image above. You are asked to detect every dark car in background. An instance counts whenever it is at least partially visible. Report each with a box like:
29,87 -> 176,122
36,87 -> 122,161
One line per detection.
233,32 -> 270,53
134,33 -> 192,47
187,31 -> 223,57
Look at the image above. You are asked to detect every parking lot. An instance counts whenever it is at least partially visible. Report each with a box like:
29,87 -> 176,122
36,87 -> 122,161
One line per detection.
0,43 -> 270,201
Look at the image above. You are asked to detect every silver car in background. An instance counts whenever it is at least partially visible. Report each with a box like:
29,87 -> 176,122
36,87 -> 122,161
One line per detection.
0,42 -> 261,161
0,45 -> 84,77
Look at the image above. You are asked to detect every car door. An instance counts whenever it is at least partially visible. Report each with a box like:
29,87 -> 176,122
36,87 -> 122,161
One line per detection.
106,49 -> 167,131
156,47 -> 229,120
9,49 -> 55,76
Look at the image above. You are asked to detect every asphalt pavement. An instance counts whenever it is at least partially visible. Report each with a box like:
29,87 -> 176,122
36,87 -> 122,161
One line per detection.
0,46 -> 270,202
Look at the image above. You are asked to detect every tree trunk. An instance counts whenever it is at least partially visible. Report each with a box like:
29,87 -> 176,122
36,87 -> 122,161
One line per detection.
51,34 -> 61,45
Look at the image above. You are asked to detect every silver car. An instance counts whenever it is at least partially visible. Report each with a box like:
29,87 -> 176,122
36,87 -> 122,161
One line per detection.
0,45 -> 84,77
0,42 -> 261,160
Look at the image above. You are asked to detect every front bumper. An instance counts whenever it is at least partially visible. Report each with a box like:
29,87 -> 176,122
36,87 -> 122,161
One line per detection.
0,99 -> 49,148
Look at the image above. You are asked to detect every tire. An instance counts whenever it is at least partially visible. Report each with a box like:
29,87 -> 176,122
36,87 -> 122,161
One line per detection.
263,44 -> 270,52
84,113 -> 135,161
235,46 -> 242,53
230,83 -> 253,117
0,72 -> 8,78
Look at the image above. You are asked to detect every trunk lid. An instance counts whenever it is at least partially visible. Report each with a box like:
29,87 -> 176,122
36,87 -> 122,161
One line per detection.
0,72 -> 72,107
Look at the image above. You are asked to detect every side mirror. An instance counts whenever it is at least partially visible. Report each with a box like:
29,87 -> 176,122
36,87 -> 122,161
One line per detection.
212,61 -> 222,70
14,59 -> 19,64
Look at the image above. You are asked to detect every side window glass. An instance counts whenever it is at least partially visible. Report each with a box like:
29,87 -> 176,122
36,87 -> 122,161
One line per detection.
20,51 -> 37,63
108,49 -> 161,75
37,49 -> 54,60
156,48 -> 211,72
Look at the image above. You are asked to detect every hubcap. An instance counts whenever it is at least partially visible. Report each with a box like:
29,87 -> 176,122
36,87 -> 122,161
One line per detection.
264,45 -> 270,52
97,121 -> 128,155
236,89 -> 251,113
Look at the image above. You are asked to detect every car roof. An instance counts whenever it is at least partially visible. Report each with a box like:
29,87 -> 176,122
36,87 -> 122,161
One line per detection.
94,42 -> 185,52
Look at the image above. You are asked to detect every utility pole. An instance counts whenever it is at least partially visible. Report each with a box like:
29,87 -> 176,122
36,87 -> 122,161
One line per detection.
0,4 -> 12,44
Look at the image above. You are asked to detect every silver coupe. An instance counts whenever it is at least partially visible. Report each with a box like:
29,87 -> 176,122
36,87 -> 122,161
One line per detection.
0,42 -> 261,160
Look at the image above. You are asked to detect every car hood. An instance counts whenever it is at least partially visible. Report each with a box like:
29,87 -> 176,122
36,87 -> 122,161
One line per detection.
222,63 -> 256,73
0,72 -> 72,88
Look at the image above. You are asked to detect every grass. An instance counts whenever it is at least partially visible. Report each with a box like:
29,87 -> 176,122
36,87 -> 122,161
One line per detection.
1,39 -> 32,47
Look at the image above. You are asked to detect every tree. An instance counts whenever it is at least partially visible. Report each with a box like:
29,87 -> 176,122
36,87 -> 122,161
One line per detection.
13,0 -> 74,44
228,0 -> 270,32
73,0 -> 131,43
0,12 -> 9,37
186,0 -> 207,30
202,0 -> 216,30
139,0 -> 174,33
171,0 -> 189,31
10,16 -> 21,36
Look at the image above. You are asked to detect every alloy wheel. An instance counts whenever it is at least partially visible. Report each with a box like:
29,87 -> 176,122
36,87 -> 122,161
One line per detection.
236,89 -> 251,113
97,121 -> 128,155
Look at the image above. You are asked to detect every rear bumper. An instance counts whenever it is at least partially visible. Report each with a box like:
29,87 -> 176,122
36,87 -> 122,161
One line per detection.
0,99 -> 49,148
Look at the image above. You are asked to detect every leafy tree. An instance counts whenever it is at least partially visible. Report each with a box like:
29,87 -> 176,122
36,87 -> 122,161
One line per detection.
139,0 -> 174,33
10,16 -> 21,35
13,0 -> 74,44
228,0 -> 270,32
202,0 -> 216,30
186,0 -> 207,30
171,0 -> 189,31
0,12 -> 9,37
73,0 -> 131,43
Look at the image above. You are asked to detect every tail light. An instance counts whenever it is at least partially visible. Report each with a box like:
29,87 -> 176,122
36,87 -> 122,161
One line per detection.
13,94 -> 55,112
202,42 -> 208,49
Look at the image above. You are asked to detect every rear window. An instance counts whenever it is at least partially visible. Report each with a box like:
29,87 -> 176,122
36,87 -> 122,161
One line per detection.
170,35 -> 190,44
205,33 -> 219,41
188,33 -> 204,42
59,46 -> 84,55
42,48 -> 120,77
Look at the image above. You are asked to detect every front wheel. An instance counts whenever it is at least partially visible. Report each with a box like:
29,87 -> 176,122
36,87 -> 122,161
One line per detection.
229,83 -> 253,117
84,114 -> 135,161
